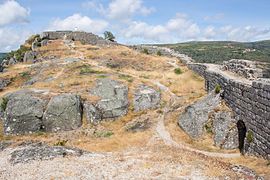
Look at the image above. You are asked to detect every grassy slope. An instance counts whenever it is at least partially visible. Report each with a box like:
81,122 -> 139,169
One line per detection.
160,40 -> 270,64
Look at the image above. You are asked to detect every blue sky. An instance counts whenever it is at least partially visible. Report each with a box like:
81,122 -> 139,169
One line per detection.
0,0 -> 270,52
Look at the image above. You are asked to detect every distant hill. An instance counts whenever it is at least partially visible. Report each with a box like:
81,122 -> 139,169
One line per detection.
159,40 -> 270,64
0,53 -> 7,63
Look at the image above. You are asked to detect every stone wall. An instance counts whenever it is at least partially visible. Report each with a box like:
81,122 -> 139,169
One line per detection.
222,59 -> 270,80
41,31 -> 114,46
189,63 -> 270,159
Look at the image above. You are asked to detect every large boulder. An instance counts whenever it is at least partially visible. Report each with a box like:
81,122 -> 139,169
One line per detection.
3,90 -> 47,135
43,94 -> 82,132
178,91 -> 221,139
23,51 -> 37,63
213,111 -> 238,149
133,85 -> 160,111
85,79 -> 128,123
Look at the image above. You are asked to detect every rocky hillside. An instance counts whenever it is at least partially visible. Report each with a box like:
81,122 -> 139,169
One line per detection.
0,31 -> 269,179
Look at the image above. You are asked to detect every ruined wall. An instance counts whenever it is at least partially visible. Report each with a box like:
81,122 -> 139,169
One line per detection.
41,31 -> 114,46
189,63 -> 270,159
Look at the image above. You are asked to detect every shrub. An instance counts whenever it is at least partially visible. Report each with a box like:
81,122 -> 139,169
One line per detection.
94,131 -> 114,138
7,45 -> 31,62
215,84 -> 221,94
0,97 -> 8,111
54,140 -> 68,146
80,65 -> 104,75
174,68 -> 182,75
157,50 -> 162,56
19,71 -> 31,79
118,74 -> 133,83
142,48 -> 149,54
204,122 -> 213,134
104,31 -> 115,42
246,130 -> 254,143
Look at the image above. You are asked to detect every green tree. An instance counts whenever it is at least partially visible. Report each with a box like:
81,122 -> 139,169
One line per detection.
104,31 -> 115,42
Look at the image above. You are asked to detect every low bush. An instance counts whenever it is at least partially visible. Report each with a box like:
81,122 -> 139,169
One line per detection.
54,140 -> 68,146
174,68 -> 182,75
118,74 -> 133,82
142,48 -> 149,54
215,84 -> 221,94
94,131 -> 114,138
246,130 -> 254,143
0,97 -> 8,111
80,65 -> 104,75
7,45 -> 31,62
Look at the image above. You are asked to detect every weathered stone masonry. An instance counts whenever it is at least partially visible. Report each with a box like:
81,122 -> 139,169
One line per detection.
188,63 -> 270,159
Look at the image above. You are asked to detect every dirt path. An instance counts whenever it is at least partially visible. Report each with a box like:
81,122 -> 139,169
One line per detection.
153,79 -> 241,158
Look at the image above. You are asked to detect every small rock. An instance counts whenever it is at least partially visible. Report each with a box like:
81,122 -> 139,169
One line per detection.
0,78 -> 11,91
125,115 -> 151,132
88,79 -> 129,121
0,141 -> 13,151
40,39 -> 48,46
133,85 -> 160,111
84,103 -> 102,124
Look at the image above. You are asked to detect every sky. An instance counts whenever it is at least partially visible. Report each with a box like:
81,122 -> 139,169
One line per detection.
0,0 -> 270,52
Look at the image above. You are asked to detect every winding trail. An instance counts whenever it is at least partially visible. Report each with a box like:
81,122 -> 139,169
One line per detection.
153,64 -> 241,159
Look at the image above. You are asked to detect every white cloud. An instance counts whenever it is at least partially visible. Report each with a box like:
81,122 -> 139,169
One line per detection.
124,21 -> 168,42
220,25 -> 270,41
48,14 -> 108,34
122,13 -> 201,43
84,0 -> 154,22
0,0 -> 30,26
0,28 -> 31,52
204,26 -> 216,39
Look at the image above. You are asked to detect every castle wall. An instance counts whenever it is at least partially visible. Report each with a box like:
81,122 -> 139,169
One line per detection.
189,63 -> 270,159
41,31 -> 113,46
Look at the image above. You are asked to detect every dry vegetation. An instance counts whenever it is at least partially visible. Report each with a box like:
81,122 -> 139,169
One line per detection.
0,40 -> 269,178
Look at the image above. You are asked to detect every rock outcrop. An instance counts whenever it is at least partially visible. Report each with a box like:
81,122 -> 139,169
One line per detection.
85,79 -> 128,123
10,142 -> 85,164
133,85 -> 160,111
178,91 -> 221,139
0,78 -> 11,91
178,91 -> 239,149
23,51 -> 38,63
1,90 -> 83,135
212,112 -> 239,149
3,90 -> 47,135
43,94 -> 82,132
